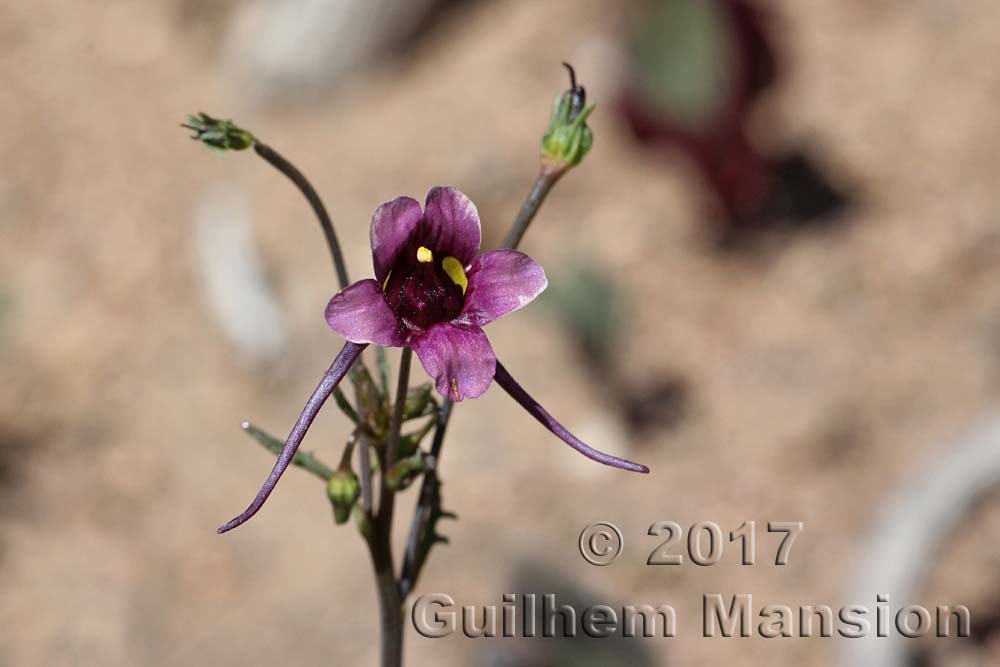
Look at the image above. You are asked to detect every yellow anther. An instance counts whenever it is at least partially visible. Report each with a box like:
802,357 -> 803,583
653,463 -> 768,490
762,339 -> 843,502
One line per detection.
441,256 -> 468,294
382,271 -> 391,291
450,378 -> 460,400
416,246 -> 433,263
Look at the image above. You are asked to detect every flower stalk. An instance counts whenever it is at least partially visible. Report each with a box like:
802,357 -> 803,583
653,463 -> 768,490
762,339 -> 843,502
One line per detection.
399,398 -> 453,598
182,112 -> 351,289
252,142 -> 351,290
379,347 -> 413,525
500,169 -> 561,253
367,347 -> 412,667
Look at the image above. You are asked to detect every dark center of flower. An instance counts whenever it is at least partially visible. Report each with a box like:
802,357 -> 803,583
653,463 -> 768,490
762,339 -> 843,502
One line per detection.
383,237 -> 467,331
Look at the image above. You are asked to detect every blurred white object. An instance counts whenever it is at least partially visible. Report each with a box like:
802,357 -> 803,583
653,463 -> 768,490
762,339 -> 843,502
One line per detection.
224,0 -> 437,103
839,415 -> 1000,667
193,185 -> 287,362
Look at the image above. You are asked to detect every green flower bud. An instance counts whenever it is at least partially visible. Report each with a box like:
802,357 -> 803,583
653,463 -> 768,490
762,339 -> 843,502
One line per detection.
386,452 -> 432,491
540,64 -> 595,172
181,112 -> 254,152
326,470 -> 361,525
402,382 -> 436,421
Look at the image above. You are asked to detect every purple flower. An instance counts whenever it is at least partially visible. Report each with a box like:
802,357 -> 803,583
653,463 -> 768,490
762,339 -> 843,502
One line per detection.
327,186 -> 545,401
218,187 -> 648,534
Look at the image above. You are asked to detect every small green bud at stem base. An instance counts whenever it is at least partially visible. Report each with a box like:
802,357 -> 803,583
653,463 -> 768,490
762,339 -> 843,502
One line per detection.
327,470 -> 361,525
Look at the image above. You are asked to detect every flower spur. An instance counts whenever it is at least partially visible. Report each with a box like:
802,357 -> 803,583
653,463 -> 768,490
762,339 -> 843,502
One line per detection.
218,186 -> 648,534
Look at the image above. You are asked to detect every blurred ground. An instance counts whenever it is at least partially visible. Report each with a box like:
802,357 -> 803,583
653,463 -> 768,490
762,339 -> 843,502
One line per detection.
2,1 -> 1000,666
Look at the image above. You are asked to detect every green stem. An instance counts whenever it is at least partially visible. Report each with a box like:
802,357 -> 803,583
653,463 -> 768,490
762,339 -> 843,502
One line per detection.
252,142 -> 351,289
500,168 -> 561,250
379,347 -> 412,526
399,398 -> 452,596
366,347 -> 412,667
370,556 -> 404,667
358,429 -> 375,515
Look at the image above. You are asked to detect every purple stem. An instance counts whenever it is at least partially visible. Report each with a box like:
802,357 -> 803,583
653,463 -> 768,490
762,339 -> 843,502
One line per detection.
493,361 -> 649,474
218,341 -> 368,534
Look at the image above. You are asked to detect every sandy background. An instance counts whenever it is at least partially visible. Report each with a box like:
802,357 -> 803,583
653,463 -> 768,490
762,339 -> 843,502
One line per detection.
2,1 -> 1000,665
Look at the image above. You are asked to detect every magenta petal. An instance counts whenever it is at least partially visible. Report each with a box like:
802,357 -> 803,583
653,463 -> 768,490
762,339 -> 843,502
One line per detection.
218,341 -> 367,534
411,323 -> 496,401
371,196 -> 424,284
493,361 -> 650,474
325,279 -> 405,346
459,249 -> 548,326
422,186 -> 482,265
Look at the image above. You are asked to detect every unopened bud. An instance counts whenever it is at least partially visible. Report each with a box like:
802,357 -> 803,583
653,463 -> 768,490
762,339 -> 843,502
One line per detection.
541,64 -> 595,172
326,470 -> 360,524
403,383 -> 436,420
182,112 -> 254,152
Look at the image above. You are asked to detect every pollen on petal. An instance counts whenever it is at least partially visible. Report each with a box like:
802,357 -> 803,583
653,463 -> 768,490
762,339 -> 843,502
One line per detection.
417,246 -> 434,263
441,256 -> 468,295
